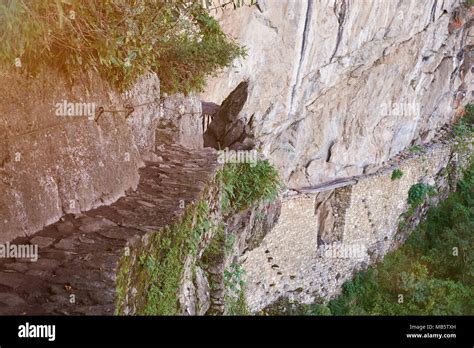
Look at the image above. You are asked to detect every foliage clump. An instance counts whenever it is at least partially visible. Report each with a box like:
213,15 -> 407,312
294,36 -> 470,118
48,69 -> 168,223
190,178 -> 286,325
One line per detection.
454,104 -> 474,138
0,0 -> 246,93
391,168 -> 404,181
218,160 -> 281,214
409,145 -> 425,153
224,263 -> 249,315
407,183 -> 437,207
116,201 -> 211,315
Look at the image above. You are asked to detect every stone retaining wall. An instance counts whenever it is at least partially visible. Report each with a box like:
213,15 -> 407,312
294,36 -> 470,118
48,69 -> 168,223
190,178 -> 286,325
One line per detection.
241,131 -> 473,312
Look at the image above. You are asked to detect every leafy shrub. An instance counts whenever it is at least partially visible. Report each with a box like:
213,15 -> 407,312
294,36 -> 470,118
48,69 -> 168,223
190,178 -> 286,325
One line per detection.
408,183 -> 436,207
218,160 -> 282,213
0,0 -> 245,93
391,169 -> 404,180
462,104 -> 474,124
224,262 -> 249,315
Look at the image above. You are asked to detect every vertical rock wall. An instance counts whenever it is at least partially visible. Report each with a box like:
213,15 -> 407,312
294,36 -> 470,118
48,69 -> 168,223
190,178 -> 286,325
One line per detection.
0,63 -> 207,243
0,69 -> 148,242
201,0 -> 473,187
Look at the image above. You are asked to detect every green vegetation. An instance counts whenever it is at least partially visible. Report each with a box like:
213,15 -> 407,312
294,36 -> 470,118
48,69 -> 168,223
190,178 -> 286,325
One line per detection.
452,104 -> 474,167
213,159 -> 281,314
218,160 -> 282,214
200,222 -> 225,271
397,182 -> 437,232
454,104 -> 474,138
407,183 -> 436,207
0,0 -> 246,93
116,200 -> 211,315
116,159 -> 281,315
302,160 -> 474,316
260,297 -> 331,316
391,168 -> 404,181
224,263 -> 249,315
409,145 -> 425,153
464,0 -> 474,8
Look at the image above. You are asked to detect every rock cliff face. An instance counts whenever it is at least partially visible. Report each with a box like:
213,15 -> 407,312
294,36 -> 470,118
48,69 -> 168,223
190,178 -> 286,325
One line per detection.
0,69 -> 145,243
0,69 -> 205,243
201,0 -> 473,188
0,0 -> 472,316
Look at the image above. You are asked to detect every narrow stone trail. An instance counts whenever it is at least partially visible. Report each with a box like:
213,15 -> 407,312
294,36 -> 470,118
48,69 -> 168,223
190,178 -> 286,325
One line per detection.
0,144 -> 217,315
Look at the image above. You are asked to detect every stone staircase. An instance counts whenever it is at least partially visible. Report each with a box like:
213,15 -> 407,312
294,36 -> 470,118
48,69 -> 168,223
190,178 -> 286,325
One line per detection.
0,144 -> 218,315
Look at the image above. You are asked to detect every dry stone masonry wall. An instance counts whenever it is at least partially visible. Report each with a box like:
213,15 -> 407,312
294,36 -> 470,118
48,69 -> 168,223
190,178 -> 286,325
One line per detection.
241,131 -> 473,312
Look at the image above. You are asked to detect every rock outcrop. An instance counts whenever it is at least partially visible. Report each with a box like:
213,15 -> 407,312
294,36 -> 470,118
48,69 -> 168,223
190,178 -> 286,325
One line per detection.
201,0 -> 473,188
204,81 -> 256,150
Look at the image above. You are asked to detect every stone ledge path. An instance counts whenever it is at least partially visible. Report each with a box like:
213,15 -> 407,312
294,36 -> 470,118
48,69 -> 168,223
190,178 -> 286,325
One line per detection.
0,144 -> 218,315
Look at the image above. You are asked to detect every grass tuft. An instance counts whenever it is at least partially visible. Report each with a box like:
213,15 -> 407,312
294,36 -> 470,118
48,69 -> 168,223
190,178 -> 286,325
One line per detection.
218,160 -> 282,214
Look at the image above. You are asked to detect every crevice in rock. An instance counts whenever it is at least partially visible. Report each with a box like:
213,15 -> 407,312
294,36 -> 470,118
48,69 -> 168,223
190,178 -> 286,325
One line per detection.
329,0 -> 347,63
326,141 -> 335,162
288,0 -> 314,117
254,14 -> 279,34
431,0 -> 438,22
